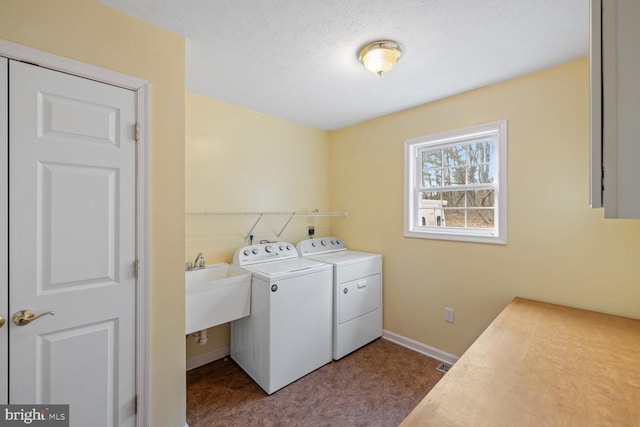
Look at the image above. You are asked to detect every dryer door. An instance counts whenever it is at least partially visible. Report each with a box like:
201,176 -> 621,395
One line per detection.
339,273 -> 382,324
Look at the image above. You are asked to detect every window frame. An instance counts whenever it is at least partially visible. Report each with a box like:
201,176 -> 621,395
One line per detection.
404,120 -> 508,244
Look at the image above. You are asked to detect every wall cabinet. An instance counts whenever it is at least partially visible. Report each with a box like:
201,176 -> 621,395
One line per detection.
590,0 -> 640,218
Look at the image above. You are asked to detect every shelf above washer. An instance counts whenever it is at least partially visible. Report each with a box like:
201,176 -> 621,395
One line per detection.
185,210 -> 348,238
186,211 -> 347,217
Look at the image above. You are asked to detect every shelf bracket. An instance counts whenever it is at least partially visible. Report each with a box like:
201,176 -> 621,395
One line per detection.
275,212 -> 296,237
243,214 -> 264,240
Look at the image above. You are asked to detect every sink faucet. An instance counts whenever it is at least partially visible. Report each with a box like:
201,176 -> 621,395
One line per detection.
186,253 -> 206,271
194,252 -> 205,269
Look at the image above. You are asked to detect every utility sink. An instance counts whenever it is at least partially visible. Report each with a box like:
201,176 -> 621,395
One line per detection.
185,263 -> 251,335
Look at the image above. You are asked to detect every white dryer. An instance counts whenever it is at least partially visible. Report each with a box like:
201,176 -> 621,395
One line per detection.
297,237 -> 382,360
230,242 -> 333,394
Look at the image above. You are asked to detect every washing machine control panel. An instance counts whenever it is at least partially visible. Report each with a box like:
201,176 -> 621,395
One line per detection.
234,242 -> 297,265
297,237 -> 348,255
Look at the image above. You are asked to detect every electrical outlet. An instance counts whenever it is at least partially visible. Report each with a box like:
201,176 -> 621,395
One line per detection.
445,307 -> 454,323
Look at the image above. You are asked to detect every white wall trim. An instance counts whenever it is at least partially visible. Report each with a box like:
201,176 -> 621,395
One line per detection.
135,83 -> 151,427
0,57 -> 8,405
383,330 -> 459,365
0,38 -> 151,426
186,346 -> 230,371
184,335 -> 457,372
0,39 -> 147,90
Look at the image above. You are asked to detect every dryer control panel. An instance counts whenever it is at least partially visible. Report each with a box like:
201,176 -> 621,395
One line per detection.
233,242 -> 297,265
297,237 -> 347,256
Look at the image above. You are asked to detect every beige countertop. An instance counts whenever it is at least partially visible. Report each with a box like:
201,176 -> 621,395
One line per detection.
400,297 -> 640,427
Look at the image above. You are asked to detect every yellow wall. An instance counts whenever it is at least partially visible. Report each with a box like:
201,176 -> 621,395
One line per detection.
185,58 -> 640,361
184,93 -> 330,359
0,1 -> 186,426
330,58 -> 640,356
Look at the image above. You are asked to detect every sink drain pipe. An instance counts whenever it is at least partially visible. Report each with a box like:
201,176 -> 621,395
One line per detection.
192,329 -> 208,346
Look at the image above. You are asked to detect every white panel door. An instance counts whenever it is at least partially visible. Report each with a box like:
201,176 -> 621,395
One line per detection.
8,60 -> 137,427
0,57 -> 8,406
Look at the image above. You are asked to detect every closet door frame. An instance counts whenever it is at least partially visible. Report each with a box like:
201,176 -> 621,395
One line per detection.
0,56 -> 7,406
0,39 -> 151,426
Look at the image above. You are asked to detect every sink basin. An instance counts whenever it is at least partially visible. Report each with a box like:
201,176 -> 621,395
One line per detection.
185,263 -> 251,334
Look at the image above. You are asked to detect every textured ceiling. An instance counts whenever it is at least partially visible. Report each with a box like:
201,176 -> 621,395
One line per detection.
98,0 -> 589,130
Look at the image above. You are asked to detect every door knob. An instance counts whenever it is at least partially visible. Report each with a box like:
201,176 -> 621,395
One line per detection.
0,316 -> 5,328
13,310 -> 55,326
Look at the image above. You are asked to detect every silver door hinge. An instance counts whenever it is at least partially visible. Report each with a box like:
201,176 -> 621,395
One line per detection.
135,394 -> 138,415
134,260 -> 139,279
135,123 -> 140,142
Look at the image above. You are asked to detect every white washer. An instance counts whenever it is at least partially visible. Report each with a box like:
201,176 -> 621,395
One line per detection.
297,237 -> 382,360
230,242 -> 333,394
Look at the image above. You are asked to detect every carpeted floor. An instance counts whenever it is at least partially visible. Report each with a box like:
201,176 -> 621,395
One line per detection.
186,338 -> 446,427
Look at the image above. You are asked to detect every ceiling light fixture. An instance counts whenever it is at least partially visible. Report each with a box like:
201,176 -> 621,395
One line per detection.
358,40 -> 403,76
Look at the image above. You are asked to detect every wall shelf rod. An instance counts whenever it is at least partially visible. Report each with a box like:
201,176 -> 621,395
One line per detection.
185,211 -> 347,217
185,211 -> 348,240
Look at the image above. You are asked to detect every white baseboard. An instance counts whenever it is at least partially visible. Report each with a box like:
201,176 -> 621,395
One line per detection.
186,346 -> 230,371
185,333 -> 458,371
382,330 -> 459,365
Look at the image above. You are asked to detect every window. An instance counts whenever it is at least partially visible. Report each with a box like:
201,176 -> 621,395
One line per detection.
404,120 -> 507,244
